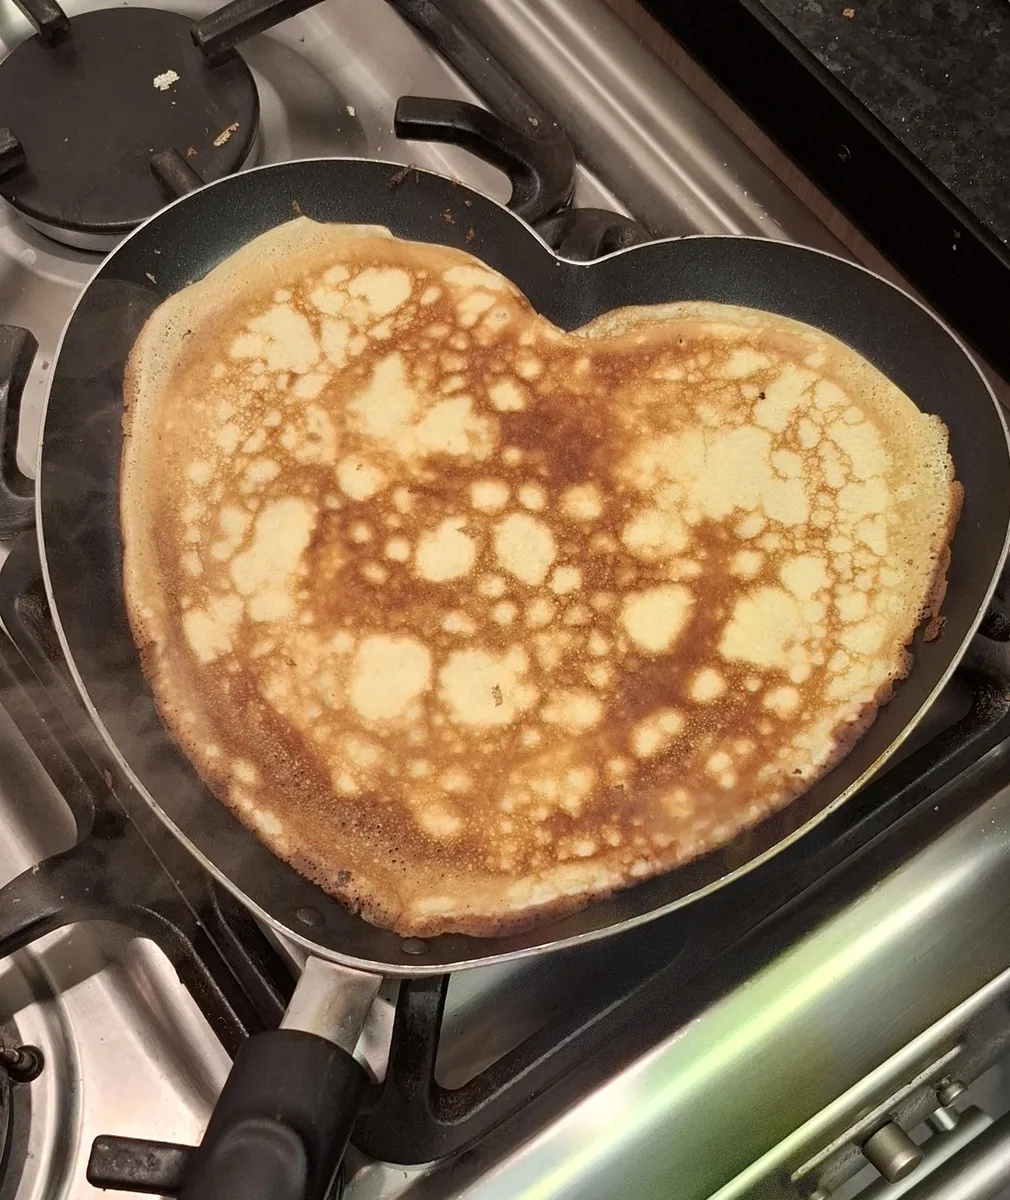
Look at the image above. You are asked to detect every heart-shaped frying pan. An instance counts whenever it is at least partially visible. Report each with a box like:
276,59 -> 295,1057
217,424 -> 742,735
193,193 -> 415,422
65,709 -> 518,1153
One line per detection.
32,159 -> 1010,1198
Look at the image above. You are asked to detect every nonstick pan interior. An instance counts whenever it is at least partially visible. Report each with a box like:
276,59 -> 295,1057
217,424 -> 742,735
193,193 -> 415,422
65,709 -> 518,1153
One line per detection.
36,160 -> 1010,973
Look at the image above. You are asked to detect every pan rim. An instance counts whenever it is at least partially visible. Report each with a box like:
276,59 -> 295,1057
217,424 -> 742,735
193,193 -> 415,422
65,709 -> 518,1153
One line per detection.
34,156 -> 1010,975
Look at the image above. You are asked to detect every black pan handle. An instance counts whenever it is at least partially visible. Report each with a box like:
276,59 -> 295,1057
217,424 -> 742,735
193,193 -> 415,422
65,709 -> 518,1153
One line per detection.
178,1031 -> 366,1200
0,326 -> 38,538
91,960 -> 379,1197
192,0 -> 324,64
177,959 -> 380,1200
13,0 -> 69,43
394,95 -> 574,224
87,1035 -> 366,1198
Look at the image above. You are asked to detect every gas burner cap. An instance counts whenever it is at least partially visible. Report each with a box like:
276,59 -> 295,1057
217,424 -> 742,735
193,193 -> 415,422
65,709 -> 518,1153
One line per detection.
0,7 -> 258,249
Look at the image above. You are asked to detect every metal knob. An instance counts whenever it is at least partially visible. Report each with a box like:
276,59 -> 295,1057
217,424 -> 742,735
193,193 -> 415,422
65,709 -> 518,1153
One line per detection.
863,1122 -> 924,1182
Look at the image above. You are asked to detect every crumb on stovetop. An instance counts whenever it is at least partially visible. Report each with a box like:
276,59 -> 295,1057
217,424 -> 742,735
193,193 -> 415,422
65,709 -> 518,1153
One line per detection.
213,122 -> 240,147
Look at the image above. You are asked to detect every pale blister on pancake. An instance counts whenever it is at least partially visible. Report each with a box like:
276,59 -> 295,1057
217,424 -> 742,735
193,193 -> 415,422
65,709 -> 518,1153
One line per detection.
121,218 -> 962,937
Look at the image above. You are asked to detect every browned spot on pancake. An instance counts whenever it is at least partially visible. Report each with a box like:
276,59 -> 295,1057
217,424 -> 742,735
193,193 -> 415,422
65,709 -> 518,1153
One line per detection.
121,219 -> 961,937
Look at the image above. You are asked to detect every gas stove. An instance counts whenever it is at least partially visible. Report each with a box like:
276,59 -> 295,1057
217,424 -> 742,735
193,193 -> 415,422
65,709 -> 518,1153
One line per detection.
4,2 -> 1010,1199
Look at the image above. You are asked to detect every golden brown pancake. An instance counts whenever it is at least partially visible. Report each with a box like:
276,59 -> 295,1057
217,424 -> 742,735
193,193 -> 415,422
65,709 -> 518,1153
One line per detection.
121,218 -> 961,936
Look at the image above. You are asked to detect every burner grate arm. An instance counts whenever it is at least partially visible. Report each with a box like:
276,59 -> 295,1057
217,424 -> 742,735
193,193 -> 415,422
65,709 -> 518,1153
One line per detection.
12,0 -> 68,43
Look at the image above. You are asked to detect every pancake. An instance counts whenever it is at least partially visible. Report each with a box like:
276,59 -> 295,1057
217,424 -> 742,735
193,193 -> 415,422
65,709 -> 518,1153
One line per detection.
120,218 -> 961,937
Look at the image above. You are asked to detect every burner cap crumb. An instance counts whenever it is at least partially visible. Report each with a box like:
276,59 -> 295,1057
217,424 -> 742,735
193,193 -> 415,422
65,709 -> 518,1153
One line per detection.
213,122 -> 240,147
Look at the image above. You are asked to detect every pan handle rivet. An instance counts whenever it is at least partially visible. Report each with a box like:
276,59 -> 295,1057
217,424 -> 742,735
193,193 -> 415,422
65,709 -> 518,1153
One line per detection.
401,938 -> 430,955
295,906 -> 323,927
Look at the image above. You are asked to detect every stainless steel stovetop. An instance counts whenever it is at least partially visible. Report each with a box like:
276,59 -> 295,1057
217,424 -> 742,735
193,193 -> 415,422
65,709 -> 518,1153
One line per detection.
5,3 -> 1010,1200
